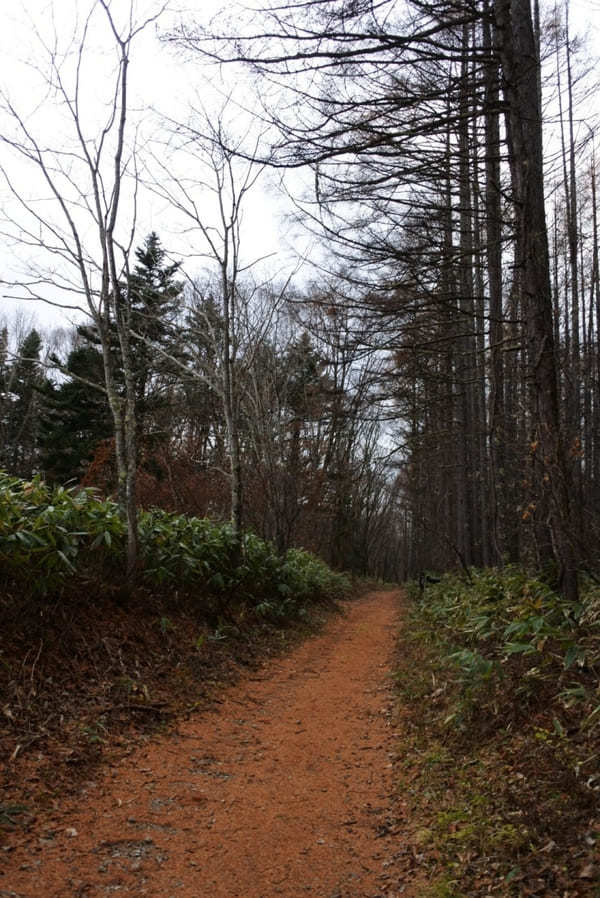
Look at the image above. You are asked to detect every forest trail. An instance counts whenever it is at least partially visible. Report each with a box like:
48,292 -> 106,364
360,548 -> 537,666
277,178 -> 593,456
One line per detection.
2,591 -> 411,898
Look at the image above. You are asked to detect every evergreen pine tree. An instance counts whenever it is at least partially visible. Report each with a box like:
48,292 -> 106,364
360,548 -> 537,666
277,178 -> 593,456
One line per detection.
126,231 -> 183,433
76,232 -> 183,439
1,329 -> 47,478
38,344 -> 113,483
37,233 -> 183,485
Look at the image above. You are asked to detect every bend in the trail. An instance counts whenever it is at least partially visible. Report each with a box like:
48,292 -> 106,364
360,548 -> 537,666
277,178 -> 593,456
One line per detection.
3,590 -> 412,898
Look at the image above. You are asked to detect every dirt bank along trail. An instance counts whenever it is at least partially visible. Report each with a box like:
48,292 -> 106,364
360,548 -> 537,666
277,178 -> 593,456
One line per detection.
2,590 -> 412,898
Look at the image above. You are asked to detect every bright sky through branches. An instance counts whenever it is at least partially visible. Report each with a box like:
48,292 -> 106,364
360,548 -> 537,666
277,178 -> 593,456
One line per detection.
0,0 -> 598,328
0,0 -> 290,329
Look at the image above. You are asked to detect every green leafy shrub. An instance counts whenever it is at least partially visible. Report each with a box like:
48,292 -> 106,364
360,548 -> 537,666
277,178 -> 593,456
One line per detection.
0,472 -> 351,616
138,508 -> 351,616
281,548 -> 351,606
138,510 -> 240,592
401,567 -> 600,895
0,472 -> 124,594
412,566 -> 600,729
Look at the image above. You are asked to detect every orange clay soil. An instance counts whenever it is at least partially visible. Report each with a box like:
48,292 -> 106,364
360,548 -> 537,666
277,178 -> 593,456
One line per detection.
1,591 -> 416,898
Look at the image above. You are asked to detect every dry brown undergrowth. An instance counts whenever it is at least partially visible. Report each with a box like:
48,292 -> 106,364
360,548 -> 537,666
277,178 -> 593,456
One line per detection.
0,585 -> 338,827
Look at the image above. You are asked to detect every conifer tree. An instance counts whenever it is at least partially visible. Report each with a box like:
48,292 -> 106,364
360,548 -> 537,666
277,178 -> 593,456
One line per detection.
126,231 -> 183,428
38,345 -> 113,483
1,329 -> 47,478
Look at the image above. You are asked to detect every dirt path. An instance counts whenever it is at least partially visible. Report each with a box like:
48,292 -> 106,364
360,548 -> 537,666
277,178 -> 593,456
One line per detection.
2,591 -> 405,898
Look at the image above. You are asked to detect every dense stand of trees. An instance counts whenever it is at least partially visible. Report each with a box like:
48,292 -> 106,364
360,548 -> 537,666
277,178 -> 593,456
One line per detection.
0,267 -> 403,578
173,0 -> 600,596
1,0 -> 599,592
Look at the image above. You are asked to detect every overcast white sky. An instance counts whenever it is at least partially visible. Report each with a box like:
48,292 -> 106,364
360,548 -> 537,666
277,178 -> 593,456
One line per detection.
0,0 -> 301,332
0,0 -> 598,334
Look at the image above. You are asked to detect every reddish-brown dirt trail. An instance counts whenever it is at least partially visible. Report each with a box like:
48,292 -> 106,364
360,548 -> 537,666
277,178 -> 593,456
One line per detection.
2,591 -> 407,898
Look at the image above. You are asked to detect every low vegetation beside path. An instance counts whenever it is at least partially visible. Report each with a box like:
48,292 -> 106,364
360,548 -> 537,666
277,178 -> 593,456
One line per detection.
396,568 -> 600,897
0,472 -> 351,819
0,472 -> 350,612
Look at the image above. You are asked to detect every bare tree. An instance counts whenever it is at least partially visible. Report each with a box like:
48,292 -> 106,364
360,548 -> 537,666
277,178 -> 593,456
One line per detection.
172,0 -> 598,592
145,105 -> 283,545
0,0 -> 167,578
495,0 -> 579,599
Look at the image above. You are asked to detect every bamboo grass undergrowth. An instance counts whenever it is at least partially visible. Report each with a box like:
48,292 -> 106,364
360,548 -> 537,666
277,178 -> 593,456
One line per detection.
397,567 -> 600,896
0,471 -> 350,617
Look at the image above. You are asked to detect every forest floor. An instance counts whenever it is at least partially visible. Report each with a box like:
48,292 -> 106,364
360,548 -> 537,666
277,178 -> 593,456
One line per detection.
1,590 -> 427,898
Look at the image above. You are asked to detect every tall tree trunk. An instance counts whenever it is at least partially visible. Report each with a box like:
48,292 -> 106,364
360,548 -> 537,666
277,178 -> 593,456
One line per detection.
469,20 -> 491,567
565,6 -> 581,477
114,309 -> 139,582
484,2 -> 505,564
441,97 -> 461,570
221,273 -> 243,551
458,27 -> 475,566
591,152 -> 600,510
556,4 -> 581,506
495,0 -> 579,600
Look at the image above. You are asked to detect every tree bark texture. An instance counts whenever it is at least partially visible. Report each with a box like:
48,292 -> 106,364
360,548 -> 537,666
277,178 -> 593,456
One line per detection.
495,0 -> 579,600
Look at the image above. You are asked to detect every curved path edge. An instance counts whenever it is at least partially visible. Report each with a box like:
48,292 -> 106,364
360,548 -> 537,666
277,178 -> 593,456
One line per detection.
3,590 -> 411,898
